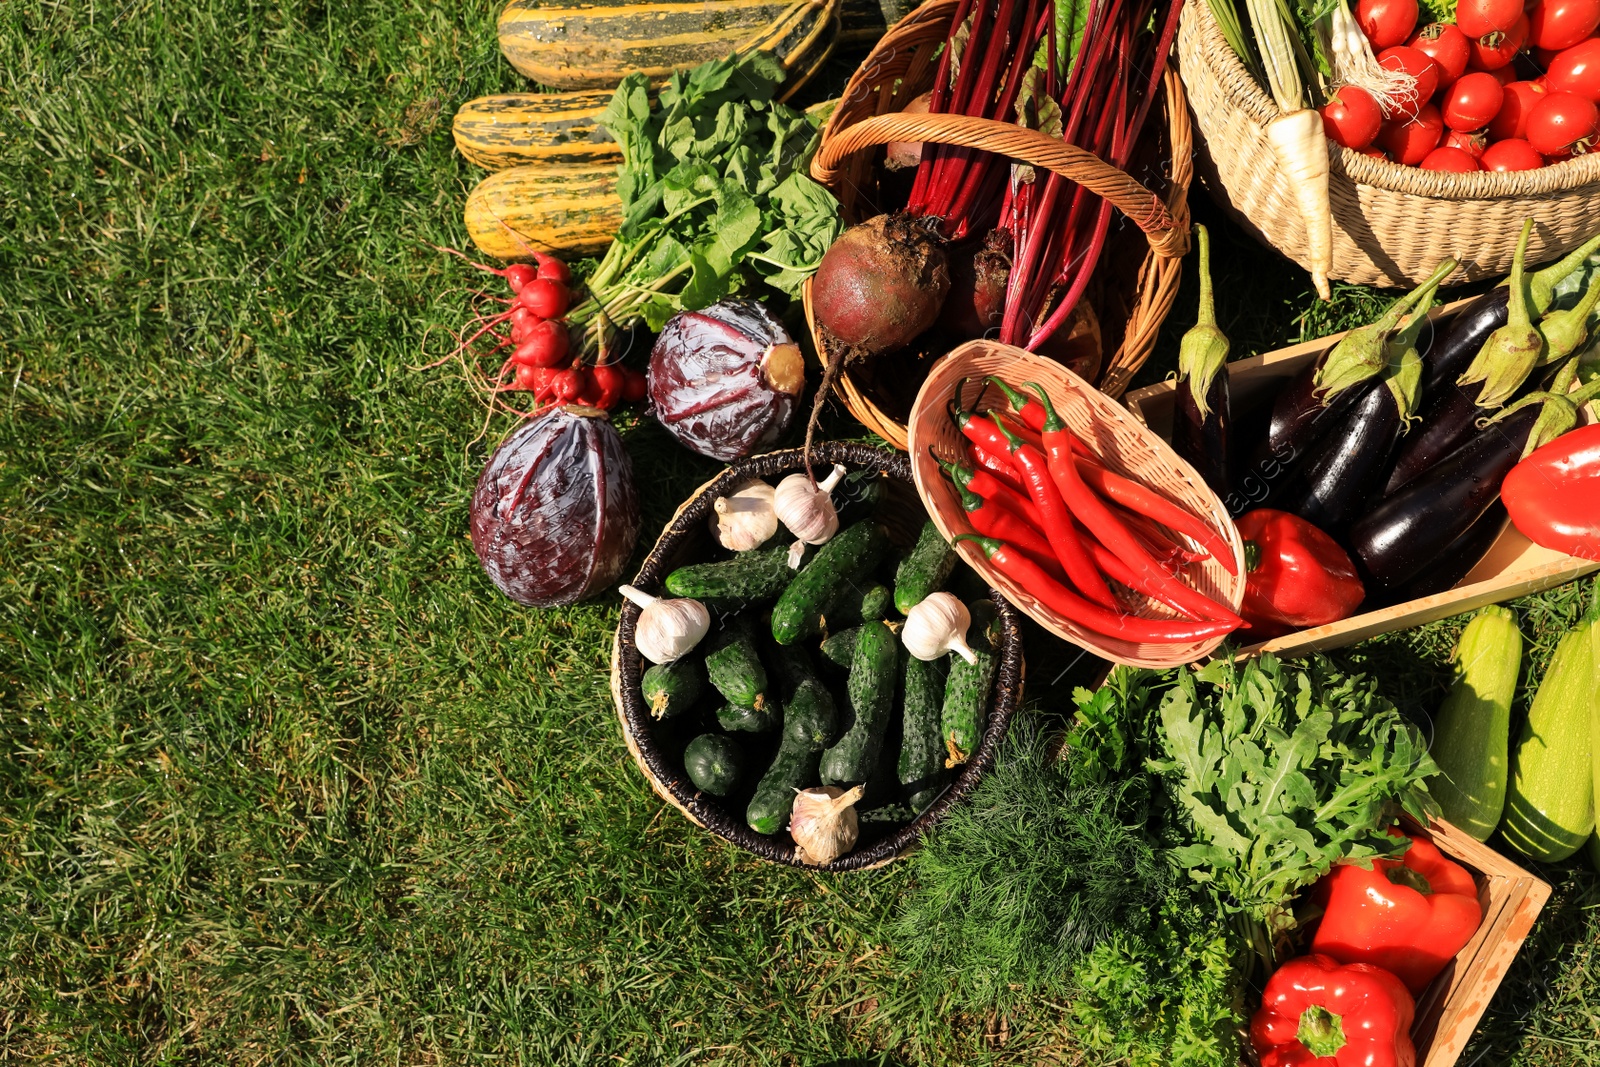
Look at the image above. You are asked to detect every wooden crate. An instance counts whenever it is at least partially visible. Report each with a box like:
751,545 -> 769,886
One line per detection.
1124,300 -> 1600,657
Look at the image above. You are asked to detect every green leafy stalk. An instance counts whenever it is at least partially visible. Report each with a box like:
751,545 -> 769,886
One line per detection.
1206,0 -> 1263,78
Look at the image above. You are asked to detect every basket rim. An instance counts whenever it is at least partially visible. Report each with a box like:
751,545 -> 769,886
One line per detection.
610,441 -> 1026,872
1183,0 -> 1600,199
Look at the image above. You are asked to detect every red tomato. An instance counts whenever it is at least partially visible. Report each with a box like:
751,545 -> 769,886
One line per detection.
1380,102 -> 1447,162
1546,38 -> 1600,101
1469,13 -> 1529,67
1380,45 -> 1443,115
1488,78 -> 1550,136
1459,0 -> 1526,37
1481,136 -> 1548,167
1525,89 -> 1600,155
1410,22 -> 1473,83
1528,0 -> 1600,49
1359,0 -> 1421,48
1485,61 -> 1520,84
1443,70 -> 1508,127
1321,86 -> 1386,147
1359,145 -> 1392,159
1446,126 -> 1490,156
1421,144 -> 1485,168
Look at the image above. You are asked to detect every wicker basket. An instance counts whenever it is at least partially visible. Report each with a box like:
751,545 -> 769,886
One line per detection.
609,442 -> 1025,871
1178,0 -> 1600,288
801,0 -> 1194,450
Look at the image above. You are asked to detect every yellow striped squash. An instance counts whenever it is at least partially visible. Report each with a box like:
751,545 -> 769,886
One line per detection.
464,164 -> 622,260
453,91 -> 621,170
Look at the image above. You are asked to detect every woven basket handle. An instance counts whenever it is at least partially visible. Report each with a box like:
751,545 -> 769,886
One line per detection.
811,113 -> 1187,259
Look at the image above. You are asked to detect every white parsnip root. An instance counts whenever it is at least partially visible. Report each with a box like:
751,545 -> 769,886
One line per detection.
1267,109 -> 1333,301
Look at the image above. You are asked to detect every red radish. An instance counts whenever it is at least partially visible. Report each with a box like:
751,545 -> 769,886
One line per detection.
1421,144 -> 1484,169
553,366 -> 589,403
504,263 -> 538,292
533,253 -> 572,285
1322,86 -> 1385,148
1380,103 -> 1447,163
1489,79 -> 1550,137
1459,0 -> 1526,37
513,362 -> 542,392
1446,127 -> 1490,156
1410,22 -> 1472,84
1529,0 -> 1600,49
519,278 -> 569,319
1481,136 -> 1547,167
1443,71 -> 1507,129
622,368 -> 648,403
1546,38 -> 1600,100
1469,13 -> 1529,67
1380,46 -> 1442,115
1359,0 -> 1420,49
590,364 -> 628,410
513,319 -> 571,367
1525,89 -> 1599,155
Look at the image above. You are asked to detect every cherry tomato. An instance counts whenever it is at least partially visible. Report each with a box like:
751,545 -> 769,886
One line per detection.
1486,61 -> 1521,84
1359,0 -> 1421,48
1481,136 -> 1548,167
503,263 -> 538,293
622,367 -> 648,403
1459,0 -> 1526,37
1359,145 -> 1392,159
517,277 -> 569,318
1321,85 -> 1386,147
1380,45 -> 1443,115
1469,13 -> 1529,68
1443,70 -> 1507,127
532,253 -> 573,286
1410,22 -> 1473,84
1546,38 -> 1600,101
1489,79 -> 1550,136
1421,144 -> 1484,168
1446,126 -> 1490,156
1380,102 -> 1447,163
1525,89 -> 1600,155
1528,0 -> 1600,49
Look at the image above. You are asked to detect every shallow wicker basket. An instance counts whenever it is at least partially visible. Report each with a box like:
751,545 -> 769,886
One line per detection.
907,341 -> 1246,668
609,442 -> 1024,871
1178,0 -> 1600,288
801,0 -> 1194,450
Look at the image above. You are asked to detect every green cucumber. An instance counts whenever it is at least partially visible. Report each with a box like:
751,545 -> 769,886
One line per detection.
941,599 -> 1000,767
641,658 -> 705,721
771,521 -> 890,645
1429,606 -> 1521,841
819,626 -> 860,667
898,653 -> 950,812
830,583 -> 893,628
717,699 -> 780,733
747,646 -> 839,834
894,521 -> 959,615
819,620 -> 900,785
684,733 -> 743,796
666,542 -> 800,606
705,620 -> 769,710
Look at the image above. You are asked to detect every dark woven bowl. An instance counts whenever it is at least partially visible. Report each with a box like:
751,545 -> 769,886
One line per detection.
609,442 -> 1024,872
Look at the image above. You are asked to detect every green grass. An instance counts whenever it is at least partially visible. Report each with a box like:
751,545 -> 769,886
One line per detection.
0,0 -> 1597,1062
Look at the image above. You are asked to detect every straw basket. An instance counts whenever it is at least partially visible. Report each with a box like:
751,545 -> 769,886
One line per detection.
609,442 -> 1024,871
1178,0 -> 1600,288
801,0 -> 1194,450
907,340 -> 1246,668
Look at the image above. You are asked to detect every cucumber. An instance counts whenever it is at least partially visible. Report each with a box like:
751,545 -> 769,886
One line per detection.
666,542 -> 798,606
717,700 -> 780,733
771,521 -> 890,645
747,646 -> 839,834
898,653 -> 950,811
684,733 -> 743,796
1429,606 -> 1522,841
941,599 -> 1000,767
819,621 -> 900,785
705,620 -> 769,710
641,658 -> 705,721
833,469 -> 885,527
830,583 -> 893,628
819,626 -> 860,667
894,521 -> 959,615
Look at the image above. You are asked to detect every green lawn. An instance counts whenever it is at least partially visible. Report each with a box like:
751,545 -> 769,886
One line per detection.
1,0 -> 1597,1063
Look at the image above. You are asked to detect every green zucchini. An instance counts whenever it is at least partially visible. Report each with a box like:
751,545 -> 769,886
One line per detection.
717,699 -> 780,733
1429,606 -> 1522,841
898,653 -> 950,811
684,733 -> 743,796
941,599 -> 1000,767
1503,597 -> 1598,862
894,521 -> 959,615
452,91 -> 621,171
819,620 -> 899,785
819,626 -> 859,667
771,521 -> 891,645
705,620 -> 770,710
641,657 -> 705,720
666,542 -> 799,606
747,646 -> 839,833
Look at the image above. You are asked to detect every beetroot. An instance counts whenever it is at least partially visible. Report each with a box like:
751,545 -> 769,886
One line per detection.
937,230 -> 1012,340
648,299 -> 804,461
470,407 -> 640,607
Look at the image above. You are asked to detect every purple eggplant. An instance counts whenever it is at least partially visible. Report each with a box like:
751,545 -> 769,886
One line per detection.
470,407 -> 641,607
1173,225 -> 1233,501
1384,502 -> 1508,604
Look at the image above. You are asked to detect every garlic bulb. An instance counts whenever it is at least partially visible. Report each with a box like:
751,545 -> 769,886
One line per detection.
619,585 -> 710,664
709,479 -> 778,551
902,592 -> 978,665
790,783 -> 866,865
774,464 -> 847,545
786,540 -> 807,570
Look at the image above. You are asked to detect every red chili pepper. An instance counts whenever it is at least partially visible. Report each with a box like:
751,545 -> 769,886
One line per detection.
1024,384 -> 1242,626
1310,830 -> 1483,997
937,454 -> 1043,527
1236,509 -> 1366,638
955,535 -> 1239,643
953,403 -> 1116,608
1072,452 -> 1240,575
992,408 -> 1046,452
986,376 -> 1048,432
1503,422 -> 1600,561
949,478 -> 1066,581
1083,536 -> 1203,619
1251,954 -> 1415,1067
1115,504 -> 1208,566
965,439 -> 1026,493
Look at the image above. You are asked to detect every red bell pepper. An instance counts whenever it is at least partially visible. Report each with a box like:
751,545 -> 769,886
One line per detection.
1310,830 -> 1483,996
1503,422 -> 1600,561
1236,509 -> 1365,639
1251,954 -> 1416,1067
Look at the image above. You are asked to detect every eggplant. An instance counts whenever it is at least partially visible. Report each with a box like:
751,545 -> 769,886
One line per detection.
1172,225 -> 1232,500
1384,502 -> 1508,605
1385,384 -> 1487,497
